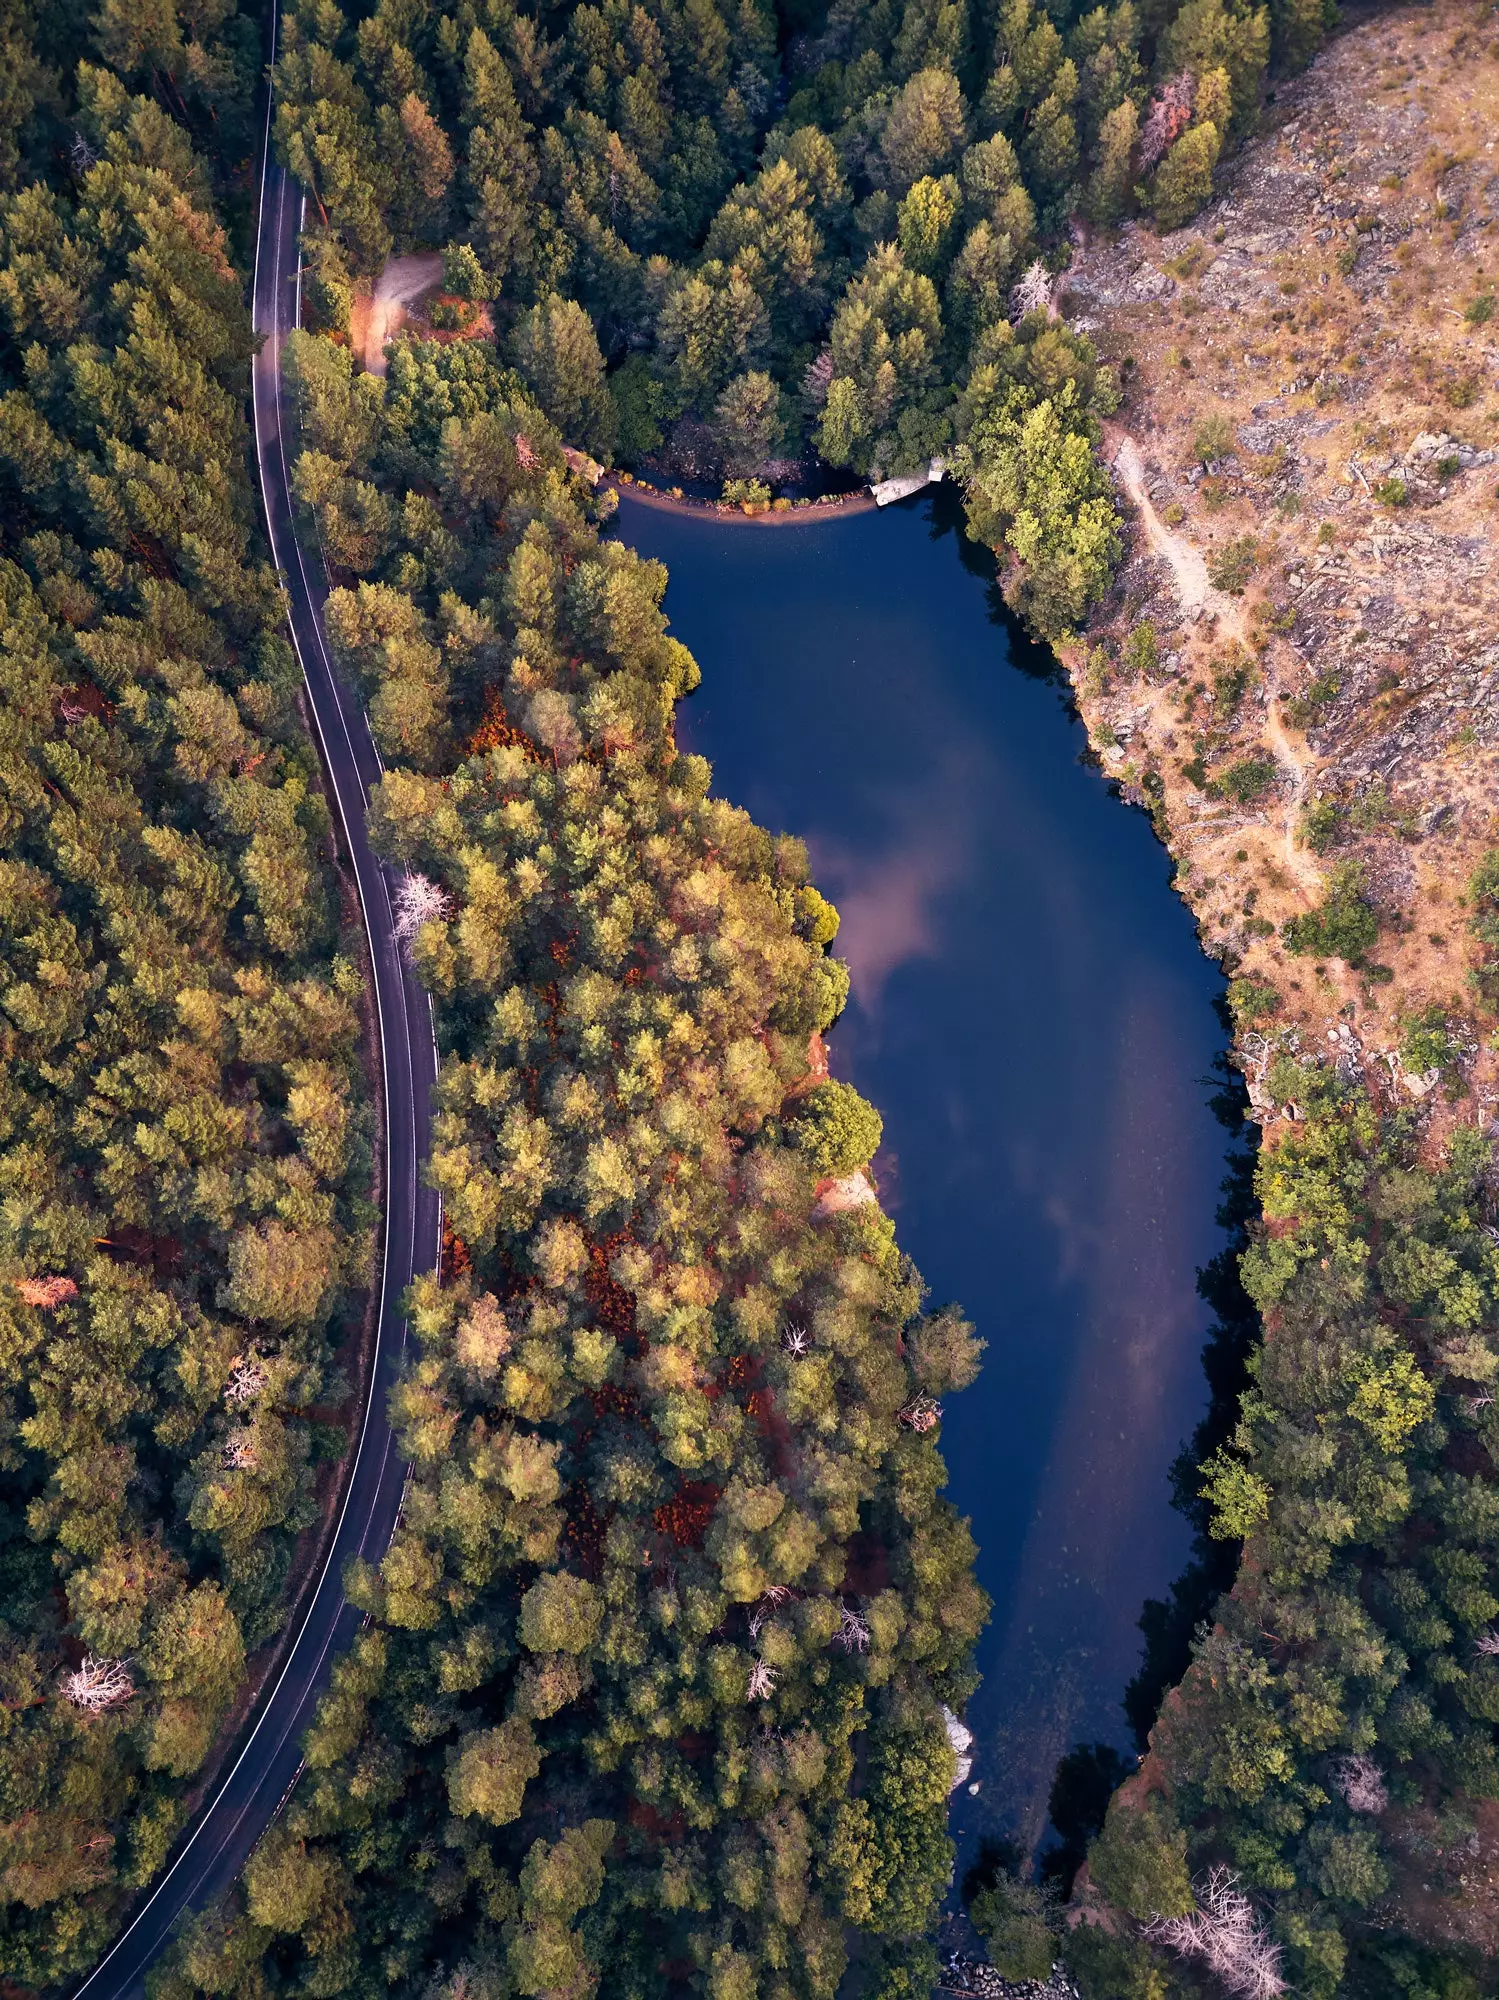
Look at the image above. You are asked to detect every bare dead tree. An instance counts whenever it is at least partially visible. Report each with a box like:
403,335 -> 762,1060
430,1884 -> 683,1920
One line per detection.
749,1585 -> 797,1639
1010,259 -> 1053,320
1139,72 -> 1197,170
746,1659 -> 778,1702
223,1430 -> 260,1471
834,1604 -> 871,1653
62,1656 -> 134,1712
802,350 -> 834,409
14,1275 -> 79,1308
1475,1630 -> 1499,1657
1147,1868 -> 1286,2000
781,1321 -> 810,1357
225,1353 -> 268,1407
424,1964 -> 481,2000
1239,1032 -> 1272,1082
394,872 -> 454,944
1331,1753 -> 1388,1815
898,1395 -> 941,1433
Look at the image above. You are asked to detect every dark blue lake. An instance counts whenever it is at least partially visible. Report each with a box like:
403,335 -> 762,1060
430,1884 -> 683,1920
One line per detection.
617,488 -> 1234,1848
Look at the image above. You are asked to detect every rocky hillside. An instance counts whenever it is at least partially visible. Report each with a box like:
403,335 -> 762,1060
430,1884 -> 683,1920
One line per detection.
1062,0 -> 1499,1127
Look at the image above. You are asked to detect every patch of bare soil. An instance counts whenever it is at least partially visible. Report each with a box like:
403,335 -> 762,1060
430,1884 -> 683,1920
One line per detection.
1385,1795 -> 1499,1955
352,252 -> 493,376
1061,0 -> 1499,1130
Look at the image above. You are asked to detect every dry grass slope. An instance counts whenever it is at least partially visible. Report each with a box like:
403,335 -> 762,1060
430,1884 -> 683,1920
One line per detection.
1061,0 -> 1499,1137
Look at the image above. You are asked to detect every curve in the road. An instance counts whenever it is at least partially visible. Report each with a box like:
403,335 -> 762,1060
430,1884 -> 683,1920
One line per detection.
69,43 -> 440,2000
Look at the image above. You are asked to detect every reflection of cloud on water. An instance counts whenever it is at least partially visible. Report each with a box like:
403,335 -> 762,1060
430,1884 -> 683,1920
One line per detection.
969,972 -> 1214,1846
806,742 -> 992,1028
869,1142 -> 902,1213
831,845 -> 951,1000
1037,1188 -> 1100,1296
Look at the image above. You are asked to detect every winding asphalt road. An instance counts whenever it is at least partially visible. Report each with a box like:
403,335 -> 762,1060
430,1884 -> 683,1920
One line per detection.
69,71 -> 441,2000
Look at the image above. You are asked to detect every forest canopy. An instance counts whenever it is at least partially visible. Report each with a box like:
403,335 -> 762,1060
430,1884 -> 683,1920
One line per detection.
4,0 -> 1485,1995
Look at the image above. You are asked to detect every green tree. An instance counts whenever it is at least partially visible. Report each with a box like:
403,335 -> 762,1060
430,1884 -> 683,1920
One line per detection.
245,1830 -> 347,1936
703,158 -> 826,342
1281,861 -> 1380,965
1022,82 -> 1081,203
519,1571 -> 604,1652
510,295 -> 617,457
1151,119 -> 1222,230
658,261 -> 771,408
448,1721 -> 543,1825
223,1221 -> 340,1328
392,91 -> 455,241
713,369 -> 781,476
442,241 -> 493,300
814,246 -> 946,477
897,174 -> 961,274
970,1869 -> 1056,1982
1270,0 -> 1335,69
461,25 -> 540,285
1083,98 -> 1139,224
880,67 -> 967,191
790,1080 -> 883,1176
1087,1794 -> 1194,1920
1160,0 -> 1270,139
955,378 -> 1122,636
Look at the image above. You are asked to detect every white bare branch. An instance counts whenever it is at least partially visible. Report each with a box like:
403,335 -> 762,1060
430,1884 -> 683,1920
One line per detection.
394,872 -> 454,945
62,1656 -> 134,1711
749,1585 -> 796,1639
781,1321 -> 810,1357
1239,1032 -> 1271,1080
898,1395 -> 941,1433
1147,1868 -> 1286,2000
1475,1630 -> 1499,1657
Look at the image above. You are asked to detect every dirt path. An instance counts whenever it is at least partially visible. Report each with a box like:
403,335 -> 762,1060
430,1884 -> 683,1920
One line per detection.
356,252 -> 444,376
1111,433 -> 1227,620
1263,693 -> 1322,895
1110,431 -> 1320,898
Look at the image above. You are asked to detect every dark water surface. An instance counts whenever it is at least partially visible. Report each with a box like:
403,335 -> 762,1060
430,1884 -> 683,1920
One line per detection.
617,489 -> 1233,1847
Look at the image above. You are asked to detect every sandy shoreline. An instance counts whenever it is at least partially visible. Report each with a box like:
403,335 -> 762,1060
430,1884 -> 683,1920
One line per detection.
606,475 -> 880,526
